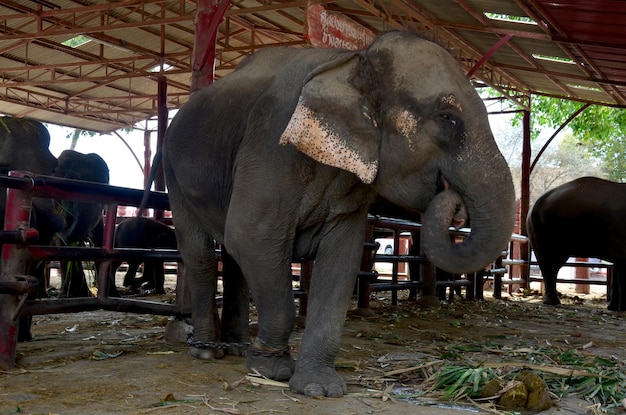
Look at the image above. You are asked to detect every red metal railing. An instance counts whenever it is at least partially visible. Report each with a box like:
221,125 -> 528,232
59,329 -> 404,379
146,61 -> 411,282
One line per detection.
0,171 -> 182,369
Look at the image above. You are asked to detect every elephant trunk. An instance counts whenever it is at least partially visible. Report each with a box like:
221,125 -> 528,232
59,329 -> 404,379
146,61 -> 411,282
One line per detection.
421,165 -> 516,275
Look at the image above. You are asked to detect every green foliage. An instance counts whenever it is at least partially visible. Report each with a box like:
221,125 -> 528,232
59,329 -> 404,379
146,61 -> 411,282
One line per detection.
430,365 -> 494,400
512,95 -> 626,181
427,347 -> 626,413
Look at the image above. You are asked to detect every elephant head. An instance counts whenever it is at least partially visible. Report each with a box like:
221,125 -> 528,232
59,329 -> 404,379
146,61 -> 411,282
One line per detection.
54,150 -> 110,245
281,32 -> 515,274
0,117 -> 57,175
0,117 -> 60,231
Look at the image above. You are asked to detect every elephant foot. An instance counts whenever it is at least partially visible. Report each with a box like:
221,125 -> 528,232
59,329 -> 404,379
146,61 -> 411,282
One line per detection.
542,294 -> 561,306
607,303 -> 618,311
189,345 -> 225,360
17,316 -> 33,342
417,295 -> 441,308
164,318 -> 193,344
289,366 -> 347,398
246,346 -> 294,381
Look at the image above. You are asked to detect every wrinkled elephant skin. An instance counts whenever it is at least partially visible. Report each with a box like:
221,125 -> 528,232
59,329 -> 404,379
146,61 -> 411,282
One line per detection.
527,176 -> 626,311
163,32 -> 516,397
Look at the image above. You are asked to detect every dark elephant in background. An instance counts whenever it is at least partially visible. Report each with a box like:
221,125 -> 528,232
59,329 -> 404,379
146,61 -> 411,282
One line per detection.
53,149 -> 110,298
527,176 -> 626,311
0,116 -> 63,341
112,217 -> 177,294
0,117 -> 60,229
163,32 -> 516,397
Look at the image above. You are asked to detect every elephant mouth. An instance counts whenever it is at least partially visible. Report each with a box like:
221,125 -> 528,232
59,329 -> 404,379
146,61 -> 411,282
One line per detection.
434,173 -> 467,230
436,172 -> 448,193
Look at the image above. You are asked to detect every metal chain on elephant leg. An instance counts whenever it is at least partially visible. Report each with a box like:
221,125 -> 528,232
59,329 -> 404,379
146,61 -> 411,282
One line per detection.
186,334 -> 252,351
248,346 -> 292,357
186,334 -> 291,357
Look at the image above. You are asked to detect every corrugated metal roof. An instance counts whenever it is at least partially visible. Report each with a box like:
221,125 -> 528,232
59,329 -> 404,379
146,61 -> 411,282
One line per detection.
1,0 -> 625,133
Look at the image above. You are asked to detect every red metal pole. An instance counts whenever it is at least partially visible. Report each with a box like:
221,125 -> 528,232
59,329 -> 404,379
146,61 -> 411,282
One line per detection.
519,110 -> 531,289
467,34 -> 513,79
153,76 -> 168,221
190,0 -> 231,93
0,171 -> 34,369
97,204 -> 118,301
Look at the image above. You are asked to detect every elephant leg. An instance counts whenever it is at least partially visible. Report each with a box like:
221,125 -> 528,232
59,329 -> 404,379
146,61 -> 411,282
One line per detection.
152,261 -> 166,294
123,261 -> 141,288
608,262 -> 624,311
175,216 -> 222,359
539,260 -> 564,306
224,227 -> 296,380
239,257 -> 295,380
220,248 -> 250,356
289,217 -> 367,398
141,261 -> 166,294
142,262 -> 155,289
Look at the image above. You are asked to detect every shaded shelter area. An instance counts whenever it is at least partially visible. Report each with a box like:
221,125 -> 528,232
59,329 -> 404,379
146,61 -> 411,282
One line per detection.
1,1 -> 625,128
1,0 -> 626,382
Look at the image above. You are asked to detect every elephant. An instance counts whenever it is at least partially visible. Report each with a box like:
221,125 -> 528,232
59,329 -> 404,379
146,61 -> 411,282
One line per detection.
161,31 -> 516,397
527,176 -> 626,311
0,116 -> 63,341
53,149 -> 110,298
112,217 -> 177,294
0,117 -> 59,224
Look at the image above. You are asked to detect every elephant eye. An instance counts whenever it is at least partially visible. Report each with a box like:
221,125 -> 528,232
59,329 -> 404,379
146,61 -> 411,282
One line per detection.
438,112 -> 457,126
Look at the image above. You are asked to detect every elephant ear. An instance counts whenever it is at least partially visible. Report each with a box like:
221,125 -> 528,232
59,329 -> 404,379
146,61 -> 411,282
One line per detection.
279,53 -> 381,184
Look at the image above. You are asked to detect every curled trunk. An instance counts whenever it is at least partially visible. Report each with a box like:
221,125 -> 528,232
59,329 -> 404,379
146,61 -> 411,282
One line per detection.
421,186 -> 515,274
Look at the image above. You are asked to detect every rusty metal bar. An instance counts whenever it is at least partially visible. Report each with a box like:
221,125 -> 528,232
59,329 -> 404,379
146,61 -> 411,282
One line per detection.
1,172 -> 35,369
22,297 -> 190,317
0,276 -> 38,296
0,174 -> 169,209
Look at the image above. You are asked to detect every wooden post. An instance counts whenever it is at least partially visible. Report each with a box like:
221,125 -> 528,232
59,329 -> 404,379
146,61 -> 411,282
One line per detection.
575,258 -> 590,294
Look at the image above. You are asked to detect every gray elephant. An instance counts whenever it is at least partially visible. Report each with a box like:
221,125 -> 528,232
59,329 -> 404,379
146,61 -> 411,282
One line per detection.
0,117 -> 59,224
0,116 -> 63,342
527,176 -> 626,311
112,217 -> 177,294
162,31 -> 516,397
53,149 -> 110,298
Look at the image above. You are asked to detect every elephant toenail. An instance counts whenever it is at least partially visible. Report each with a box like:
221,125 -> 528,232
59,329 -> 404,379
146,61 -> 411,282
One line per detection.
303,384 -> 324,397
326,384 -> 345,398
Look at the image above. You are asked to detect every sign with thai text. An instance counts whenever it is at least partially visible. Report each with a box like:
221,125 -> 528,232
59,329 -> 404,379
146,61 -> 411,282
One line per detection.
307,3 -> 375,50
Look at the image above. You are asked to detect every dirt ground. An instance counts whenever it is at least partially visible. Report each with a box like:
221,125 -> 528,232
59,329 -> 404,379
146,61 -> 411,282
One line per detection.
1,273 -> 626,415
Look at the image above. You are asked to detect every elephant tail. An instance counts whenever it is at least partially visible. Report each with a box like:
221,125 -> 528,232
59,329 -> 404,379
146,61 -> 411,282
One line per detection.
137,149 -> 163,216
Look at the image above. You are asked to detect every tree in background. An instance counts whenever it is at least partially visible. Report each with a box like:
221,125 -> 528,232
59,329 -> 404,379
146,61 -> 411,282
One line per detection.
491,109 -> 603,204
513,96 -> 626,182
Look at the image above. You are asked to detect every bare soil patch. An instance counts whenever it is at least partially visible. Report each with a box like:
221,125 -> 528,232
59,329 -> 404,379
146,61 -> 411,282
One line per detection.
2,279 -> 626,415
